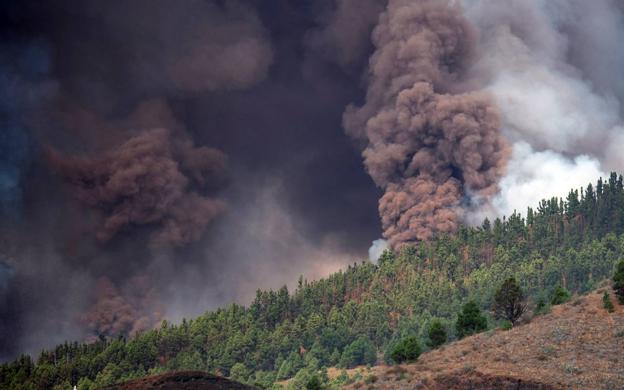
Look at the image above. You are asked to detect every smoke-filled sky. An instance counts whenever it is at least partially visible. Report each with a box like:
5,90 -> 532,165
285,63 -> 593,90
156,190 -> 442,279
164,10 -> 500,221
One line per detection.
1,0 -> 623,360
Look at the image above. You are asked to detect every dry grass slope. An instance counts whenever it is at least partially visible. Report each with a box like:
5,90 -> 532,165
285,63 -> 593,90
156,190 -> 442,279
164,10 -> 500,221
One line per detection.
346,289 -> 624,389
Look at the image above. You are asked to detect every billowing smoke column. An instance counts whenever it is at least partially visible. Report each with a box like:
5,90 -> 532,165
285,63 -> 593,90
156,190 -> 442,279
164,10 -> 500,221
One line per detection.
82,276 -> 162,339
0,0 -> 386,360
4,0 -> 624,362
0,0 -> 277,359
344,0 -> 509,248
460,0 -> 624,220
49,127 -> 226,247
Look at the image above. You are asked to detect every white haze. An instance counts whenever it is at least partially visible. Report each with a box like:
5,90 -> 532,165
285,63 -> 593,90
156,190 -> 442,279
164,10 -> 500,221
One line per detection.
461,0 -> 624,221
368,238 -> 388,264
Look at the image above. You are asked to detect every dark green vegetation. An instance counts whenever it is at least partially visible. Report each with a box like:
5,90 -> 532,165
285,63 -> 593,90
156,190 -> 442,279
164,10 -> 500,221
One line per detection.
100,371 -> 255,390
426,319 -> 447,349
493,277 -> 526,325
533,297 -> 548,316
551,285 -> 571,305
455,301 -> 488,338
3,173 -> 624,389
602,291 -> 614,313
613,260 -> 624,304
338,337 -> 376,369
389,336 -> 421,364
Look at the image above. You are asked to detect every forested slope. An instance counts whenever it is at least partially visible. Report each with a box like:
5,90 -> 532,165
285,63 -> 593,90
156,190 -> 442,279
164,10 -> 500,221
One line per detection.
3,173 -> 624,389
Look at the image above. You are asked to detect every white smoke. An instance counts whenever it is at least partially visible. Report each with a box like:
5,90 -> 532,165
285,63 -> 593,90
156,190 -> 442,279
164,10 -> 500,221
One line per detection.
368,238 -> 388,264
468,142 -> 605,223
461,0 -> 624,220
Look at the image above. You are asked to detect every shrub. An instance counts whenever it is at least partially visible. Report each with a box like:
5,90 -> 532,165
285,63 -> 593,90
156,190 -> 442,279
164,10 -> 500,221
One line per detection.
551,286 -> 571,305
389,336 -> 421,363
542,345 -> 557,356
456,301 -> 488,338
462,364 -> 476,373
326,369 -> 350,389
603,291 -> 615,313
364,374 -> 378,384
493,277 -> 526,325
613,260 -> 624,304
562,363 -> 580,374
305,374 -> 322,390
499,320 -> 513,331
533,297 -> 550,316
426,319 -> 447,349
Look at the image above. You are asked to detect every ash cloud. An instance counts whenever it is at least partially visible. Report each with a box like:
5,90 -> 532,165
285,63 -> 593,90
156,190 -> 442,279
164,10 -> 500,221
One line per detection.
4,0 -> 623,362
158,179 -> 360,322
0,0 -> 381,360
48,126 -> 226,248
460,0 -> 624,219
42,0 -> 274,113
82,276 -> 162,339
344,0 -> 509,248
305,0 -> 386,68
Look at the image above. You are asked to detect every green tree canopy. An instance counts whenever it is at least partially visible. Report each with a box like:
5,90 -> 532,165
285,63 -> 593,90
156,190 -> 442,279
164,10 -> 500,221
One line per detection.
613,260 -> 624,304
493,277 -> 526,325
389,336 -> 421,363
426,319 -> 447,348
456,301 -> 487,338
339,337 -> 376,368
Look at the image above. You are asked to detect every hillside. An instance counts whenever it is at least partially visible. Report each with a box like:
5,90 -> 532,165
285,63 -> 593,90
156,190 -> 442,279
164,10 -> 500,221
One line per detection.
343,288 -> 624,389
2,173 -> 624,389
116,288 -> 624,390
101,371 -> 254,390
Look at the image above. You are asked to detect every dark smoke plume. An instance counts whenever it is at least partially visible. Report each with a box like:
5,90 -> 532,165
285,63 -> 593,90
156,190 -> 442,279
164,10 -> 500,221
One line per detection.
82,276 -> 162,339
0,0 -> 385,360
305,0 -> 386,68
48,125 -> 226,248
2,0 -> 624,362
344,0 -> 509,248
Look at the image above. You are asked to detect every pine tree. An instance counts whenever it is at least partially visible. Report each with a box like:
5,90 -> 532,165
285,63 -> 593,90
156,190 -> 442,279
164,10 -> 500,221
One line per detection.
305,374 -> 322,390
493,278 -> 526,326
426,319 -> 447,348
389,336 -> 421,363
613,260 -> 624,304
339,337 -> 376,368
456,301 -> 487,338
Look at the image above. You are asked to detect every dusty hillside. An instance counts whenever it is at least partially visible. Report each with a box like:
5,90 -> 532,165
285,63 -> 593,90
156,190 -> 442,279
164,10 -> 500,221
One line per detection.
345,289 -> 624,389
101,371 -> 255,390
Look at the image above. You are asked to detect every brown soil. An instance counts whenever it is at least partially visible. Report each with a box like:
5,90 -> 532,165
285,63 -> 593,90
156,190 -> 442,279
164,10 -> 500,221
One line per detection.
345,289 -> 624,389
101,371 -> 256,389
